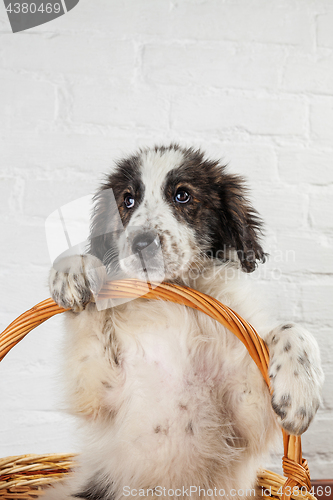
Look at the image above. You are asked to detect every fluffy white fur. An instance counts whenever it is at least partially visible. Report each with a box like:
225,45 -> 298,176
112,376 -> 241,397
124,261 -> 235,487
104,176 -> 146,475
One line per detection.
45,147 -> 324,500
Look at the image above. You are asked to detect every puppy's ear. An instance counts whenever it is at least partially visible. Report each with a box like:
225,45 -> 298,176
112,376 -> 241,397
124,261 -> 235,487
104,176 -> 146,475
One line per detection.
217,173 -> 266,272
89,188 -> 121,263
88,189 -> 109,261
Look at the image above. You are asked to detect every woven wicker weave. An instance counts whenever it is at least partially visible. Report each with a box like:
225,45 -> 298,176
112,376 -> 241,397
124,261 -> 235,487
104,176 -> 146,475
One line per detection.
0,453 -> 76,499
0,280 -> 316,500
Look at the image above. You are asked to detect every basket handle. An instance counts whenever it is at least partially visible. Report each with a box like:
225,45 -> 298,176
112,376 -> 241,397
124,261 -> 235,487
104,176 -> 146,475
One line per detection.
0,279 -> 312,499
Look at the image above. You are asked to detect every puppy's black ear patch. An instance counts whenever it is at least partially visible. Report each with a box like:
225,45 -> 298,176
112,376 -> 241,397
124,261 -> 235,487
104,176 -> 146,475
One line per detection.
89,188 -> 118,262
217,173 -> 266,272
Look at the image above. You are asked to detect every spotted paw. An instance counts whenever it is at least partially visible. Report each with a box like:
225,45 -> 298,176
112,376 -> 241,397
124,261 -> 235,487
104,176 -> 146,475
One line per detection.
266,323 -> 324,435
49,254 -> 106,312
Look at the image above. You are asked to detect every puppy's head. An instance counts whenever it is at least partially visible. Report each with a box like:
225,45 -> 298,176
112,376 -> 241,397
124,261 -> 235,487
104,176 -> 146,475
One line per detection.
89,145 -> 266,281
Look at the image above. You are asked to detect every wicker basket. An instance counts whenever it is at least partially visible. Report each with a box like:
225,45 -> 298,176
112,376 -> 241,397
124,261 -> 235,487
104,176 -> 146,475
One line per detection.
0,280 -> 316,500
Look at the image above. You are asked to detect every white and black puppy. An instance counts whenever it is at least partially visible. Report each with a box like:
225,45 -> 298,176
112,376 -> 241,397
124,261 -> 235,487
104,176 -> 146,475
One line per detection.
45,145 -> 324,500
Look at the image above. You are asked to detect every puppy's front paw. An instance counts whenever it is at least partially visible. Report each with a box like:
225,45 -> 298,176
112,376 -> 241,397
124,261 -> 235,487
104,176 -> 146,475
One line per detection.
49,254 -> 106,312
266,323 -> 324,435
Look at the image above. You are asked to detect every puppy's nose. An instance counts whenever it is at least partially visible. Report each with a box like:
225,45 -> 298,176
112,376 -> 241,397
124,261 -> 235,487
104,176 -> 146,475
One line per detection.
132,232 -> 160,256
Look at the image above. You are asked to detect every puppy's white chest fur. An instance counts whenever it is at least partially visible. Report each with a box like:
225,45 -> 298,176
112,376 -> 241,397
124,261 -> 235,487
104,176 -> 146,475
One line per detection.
59,286 -> 280,500
104,304 -> 226,428
117,323 -> 189,423
123,323 -> 185,383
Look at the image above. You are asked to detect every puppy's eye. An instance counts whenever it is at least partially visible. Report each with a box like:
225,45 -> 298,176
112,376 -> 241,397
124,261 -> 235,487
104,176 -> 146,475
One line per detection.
124,194 -> 135,209
175,190 -> 191,204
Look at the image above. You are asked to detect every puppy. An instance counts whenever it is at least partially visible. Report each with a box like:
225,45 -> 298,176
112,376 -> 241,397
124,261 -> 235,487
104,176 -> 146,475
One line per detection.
45,145 -> 324,500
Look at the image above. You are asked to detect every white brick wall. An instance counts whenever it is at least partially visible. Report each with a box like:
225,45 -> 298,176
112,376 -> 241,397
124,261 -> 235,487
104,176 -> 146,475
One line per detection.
0,0 -> 332,479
